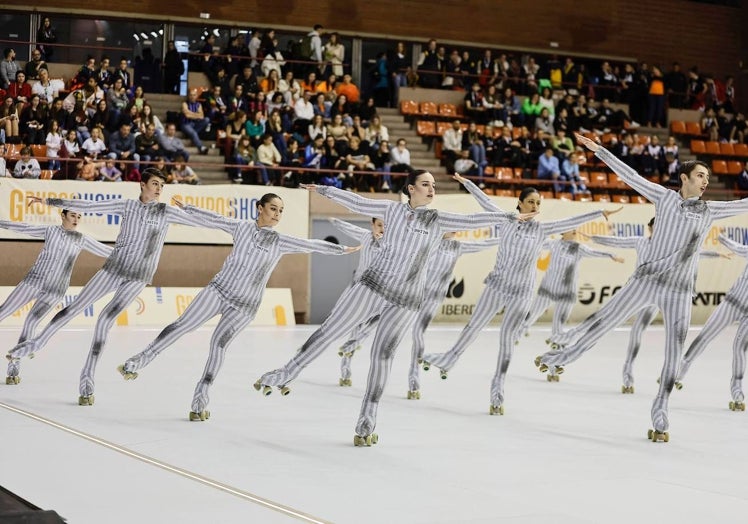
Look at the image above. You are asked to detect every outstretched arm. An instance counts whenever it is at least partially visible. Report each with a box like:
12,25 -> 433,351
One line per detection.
81,236 -> 113,258
458,236 -> 502,254
328,217 -> 370,243
302,184 -> 391,218
174,200 -> 238,234
453,174 -> 502,212
588,235 -> 642,249
32,196 -> 127,215
279,234 -> 350,255
0,220 -> 49,239
541,209 -> 613,236
578,243 -> 623,262
708,198 -> 748,220
718,234 -> 748,257
437,208 -> 532,232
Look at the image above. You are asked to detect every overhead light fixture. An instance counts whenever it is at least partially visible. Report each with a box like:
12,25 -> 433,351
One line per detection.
150,31 -> 158,38
159,28 -> 164,35
238,30 -> 248,34
212,28 -> 220,37
133,33 -> 139,41
140,32 -> 148,39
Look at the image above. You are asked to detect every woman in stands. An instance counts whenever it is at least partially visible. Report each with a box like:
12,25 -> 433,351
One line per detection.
421,180 -> 619,415
253,170 -> 535,446
117,194 -> 357,421
0,94 -> 20,142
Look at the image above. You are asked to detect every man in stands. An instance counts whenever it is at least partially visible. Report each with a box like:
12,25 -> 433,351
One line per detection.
180,89 -> 209,155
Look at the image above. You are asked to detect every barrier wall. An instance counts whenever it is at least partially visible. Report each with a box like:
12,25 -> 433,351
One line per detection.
0,286 -> 294,327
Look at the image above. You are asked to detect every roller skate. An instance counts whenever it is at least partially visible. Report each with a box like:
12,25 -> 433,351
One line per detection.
621,370 -> 634,394
647,428 -> 669,442
117,364 -> 138,381
655,377 -> 682,390
420,353 -> 449,378
406,389 -> 420,400
729,400 -> 746,411
5,376 -> 20,385
339,344 -> 360,358
189,410 -> 211,421
78,395 -> 95,406
339,378 -> 352,387
546,373 -> 560,382
534,355 -> 564,376
253,380 -> 290,396
254,365 -> 297,396
489,404 -> 504,415
621,385 -> 635,394
353,433 -> 378,447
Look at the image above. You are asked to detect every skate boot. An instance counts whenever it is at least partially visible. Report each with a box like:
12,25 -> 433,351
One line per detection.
729,400 -> 746,411
729,380 -> 745,411
655,377 -> 682,390
621,385 -> 635,394
406,389 -> 420,400
6,358 -> 20,385
534,355 -> 564,376
117,364 -> 138,381
78,395 -> 95,406
489,404 -> 504,415
648,395 -> 669,442
5,376 -> 20,385
254,364 -> 297,396
339,378 -> 352,387
253,380 -> 291,396
621,370 -> 634,394
189,410 -> 211,421
353,433 -> 378,447
546,373 -> 560,382
647,428 -> 670,442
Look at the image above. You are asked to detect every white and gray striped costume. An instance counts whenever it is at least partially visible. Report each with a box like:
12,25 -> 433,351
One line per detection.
329,217 -> 382,381
122,205 -> 346,414
520,238 -> 617,338
7,197 -> 207,398
1,220 -> 112,378
677,235 -> 748,400
421,178 -> 605,409
257,185 -> 518,438
408,236 -> 500,392
539,147 -> 748,434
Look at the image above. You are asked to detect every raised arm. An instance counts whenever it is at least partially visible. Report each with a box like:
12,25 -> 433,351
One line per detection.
81,236 -> 113,258
329,217 -> 369,243
708,198 -> 748,220
576,133 -> 666,203
177,204 -> 238,235
279,234 -> 347,255
578,243 -> 621,261
41,196 -> 127,215
718,234 -> 748,257
588,235 -> 642,249
454,174 -> 502,212
541,210 -> 605,236
0,220 -> 49,239
458,236 -> 502,254
308,185 -> 391,218
437,209 -> 518,232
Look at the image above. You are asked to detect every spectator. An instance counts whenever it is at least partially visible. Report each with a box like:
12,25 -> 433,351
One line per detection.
537,146 -> 561,192
538,87 -> 555,116
370,139 -> 391,191
180,89 -> 209,154
95,56 -> 112,90
21,94 -> 47,145
281,137 -> 305,186
461,121 -> 488,181
135,123 -> 160,167
521,92 -> 543,127
293,90 -> 314,134
108,121 -> 140,174
278,71 -> 301,105
335,74 -> 360,106
389,41 -> 409,106
663,135 -> 679,160
372,52 -> 390,107
261,69 -> 281,95
365,114 -> 389,147
357,97 -> 377,126
324,32 -> 345,78
0,95 -> 19,141
8,71 -> 31,115
76,156 -> 106,181
99,159 -> 123,182
205,85 -> 228,131
1,48 -> 19,90
163,40 -> 184,94
256,133 -> 282,185
245,109 -> 265,147
13,147 -> 41,178
417,39 -> 441,89
312,92 -> 332,120
72,55 -> 97,89
464,83 -> 487,123
561,153 -> 589,195
113,57 -> 132,90
81,126 -> 107,159
534,107 -> 555,138
735,162 -> 748,192
664,62 -> 687,110
36,17 -> 57,61
308,24 -> 324,74
647,65 -> 666,128
327,113 -> 349,145
43,119 -> 62,170
442,119 -> 463,173
31,68 -> 63,108
731,113 -> 746,144
0,144 -> 9,176
342,135 -> 375,191
170,154 -> 199,184
129,85 -> 147,112
24,48 -> 47,81
454,150 -> 480,184
308,114 -> 327,142
389,137 -> 413,190
661,151 -> 681,187
261,38 -> 286,78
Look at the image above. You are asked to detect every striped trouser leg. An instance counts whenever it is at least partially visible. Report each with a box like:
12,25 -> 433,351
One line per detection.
542,280 -> 654,367
423,285 -> 506,371
79,279 -> 145,397
0,283 -> 38,324
489,296 -> 531,408
551,299 -> 575,338
678,298 -> 743,382
191,305 -> 255,413
407,296 -> 441,391
7,294 -> 58,378
651,291 -> 692,433
355,303 -> 418,437
259,284 -> 387,387
730,318 -> 748,403
124,287 -> 223,372
622,306 -> 658,387
521,294 -> 553,337
9,270 -> 119,359
340,314 -> 381,381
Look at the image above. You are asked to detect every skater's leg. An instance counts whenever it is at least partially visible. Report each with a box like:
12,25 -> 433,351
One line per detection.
408,297 -> 440,392
0,283 -> 38,323
622,305 -> 658,390
355,304 -> 417,439
489,300 -> 530,411
678,299 -> 742,382
651,292 -> 692,434
9,271 -> 117,358
123,287 -> 223,372
520,293 -> 553,337
422,286 -> 505,371
729,318 -> 748,407
258,284 -> 385,386
339,314 -> 380,386
79,280 -> 144,398
191,306 -> 254,415
551,299 -> 574,339
6,296 -> 57,380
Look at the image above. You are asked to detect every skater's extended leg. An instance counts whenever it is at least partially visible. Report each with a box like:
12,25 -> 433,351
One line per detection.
729,318 -> 748,408
520,294 -> 553,338
7,296 -> 56,380
79,280 -> 144,397
551,299 -> 574,339
355,304 -> 416,439
0,283 -> 38,324
422,286 -> 505,371
339,314 -> 380,356
408,297 -> 439,392
489,301 -> 529,411
191,306 -> 254,415
622,305 -> 658,390
123,287 -> 223,372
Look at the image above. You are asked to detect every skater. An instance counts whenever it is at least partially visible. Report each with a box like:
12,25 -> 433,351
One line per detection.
420,176 -> 618,413
7,168 -> 210,405
329,216 -> 384,387
117,194 -> 357,421
254,170 -> 536,447
586,217 -> 724,394
536,133 -> 748,442
518,229 -> 623,343
1,211 -> 112,384
676,233 -> 748,410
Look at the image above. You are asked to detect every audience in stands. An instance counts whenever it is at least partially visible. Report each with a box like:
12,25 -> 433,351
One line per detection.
13,146 -> 41,178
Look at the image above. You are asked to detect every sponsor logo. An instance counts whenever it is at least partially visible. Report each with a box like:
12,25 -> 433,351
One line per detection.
577,284 -> 621,305
692,292 -> 725,306
446,278 -> 464,299
537,254 -> 551,271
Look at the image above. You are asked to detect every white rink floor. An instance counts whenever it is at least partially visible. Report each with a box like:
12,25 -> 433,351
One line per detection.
1,323 -> 748,524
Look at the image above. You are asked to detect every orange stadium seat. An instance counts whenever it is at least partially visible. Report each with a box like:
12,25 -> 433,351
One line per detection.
719,142 -> 735,156
436,121 -> 451,136
588,172 -> 609,188
400,100 -> 419,116
727,161 -> 744,175
705,141 -> 721,156
685,121 -> 703,136
611,194 -> 630,203
39,169 -> 54,180
670,121 -> 687,135
417,120 -> 435,137
557,193 -> 573,201
607,173 -> 628,189
30,144 -> 47,158
734,143 -> 748,158
593,193 -> 612,202
494,167 -> 514,180
631,195 -> 649,204
574,193 -> 593,202
539,191 -> 554,200
495,189 -> 515,197
438,103 -> 457,117
419,101 -> 438,116
712,160 -> 728,175
690,140 -> 706,155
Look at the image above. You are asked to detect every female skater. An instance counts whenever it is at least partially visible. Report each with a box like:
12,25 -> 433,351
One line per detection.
254,170 -> 535,446
1,212 -> 112,383
117,194 -> 357,420
537,133 -> 748,442
421,177 -> 618,414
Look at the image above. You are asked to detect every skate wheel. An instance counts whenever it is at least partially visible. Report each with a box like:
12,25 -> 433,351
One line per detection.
28,353 -> 34,360
339,378 -> 346,387
5,376 -> 20,385
253,380 -> 262,391
262,385 -> 272,396
648,429 -> 669,442
279,386 -> 291,396
674,381 -> 683,390
117,364 -> 138,381
406,390 -> 421,400
353,433 -> 379,447
439,370 -> 448,380
422,362 -> 430,371
337,349 -> 344,357
621,385 -> 634,394
78,395 -> 94,406
489,404 -> 504,416
647,429 -> 653,439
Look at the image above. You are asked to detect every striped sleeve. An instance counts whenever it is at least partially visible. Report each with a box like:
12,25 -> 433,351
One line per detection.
596,148 -> 666,203
589,235 -> 642,249
708,198 -> 748,220
279,234 -> 346,255
81,236 -> 113,258
329,217 -> 369,243
437,210 -> 516,232
699,250 -> 721,258
0,220 -> 49,239
460,178 -> 502,212
718,234 -> 748,257
457,237 -> 501,254
578,244 -> 617,260
46,197 -> 127,215
541,210 -> 604,235
180,205 -> 239,234
316,186 -> 391,218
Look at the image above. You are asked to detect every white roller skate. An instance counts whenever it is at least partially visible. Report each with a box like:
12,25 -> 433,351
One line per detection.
5,376 -> 20,385
339,378 -> 352,387
621,371 -> 635,394
117,364 -> 138,381
406,389 -> 420,400
353,433 -> 378,447
729,380 -> 745,411
78,395 -> 95,406
189,410 -> 211,421
489,404 -> 504,415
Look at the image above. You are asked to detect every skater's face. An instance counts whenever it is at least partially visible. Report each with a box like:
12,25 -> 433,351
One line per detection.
408,173 -> 435,207
680,164 -> 709,199
371,218 -> 384,237
140,176 -> 165,203
517,192 -> 541,214
257,197 -> 283,228
61,211 -> 81,230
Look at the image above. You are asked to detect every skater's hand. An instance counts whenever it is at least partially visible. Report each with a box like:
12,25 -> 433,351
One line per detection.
452,173 -> 467,185
26,195 -> 44,207
577,231 -> 591,240
719,252 -> 734,260
299,183 -> 319,192
171,198 -> 184,209
602,206 -> 623,221
574,132 -> 600,152
612,255 -> 625,263
517,211 -> 539,222
343,245 -> 361,254
373,232 -> 383,240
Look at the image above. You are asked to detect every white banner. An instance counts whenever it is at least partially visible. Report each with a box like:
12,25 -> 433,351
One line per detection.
0,179 -> 309,244
431,194 -> 748,324
0,286 -> 295,328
